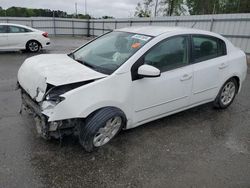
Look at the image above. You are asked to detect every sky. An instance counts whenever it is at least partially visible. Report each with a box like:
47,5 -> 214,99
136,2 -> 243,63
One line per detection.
0,0 -> 138,18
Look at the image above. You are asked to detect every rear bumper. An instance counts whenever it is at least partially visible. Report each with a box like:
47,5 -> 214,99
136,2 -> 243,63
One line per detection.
40,38 -> 50,48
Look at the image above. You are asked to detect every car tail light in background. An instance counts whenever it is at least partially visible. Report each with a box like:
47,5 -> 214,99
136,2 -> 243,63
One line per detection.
42,32 -> 49,38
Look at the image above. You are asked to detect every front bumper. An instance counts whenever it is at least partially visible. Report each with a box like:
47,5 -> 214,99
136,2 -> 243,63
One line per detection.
20,89 -> 79,139
21,90 -> 51,139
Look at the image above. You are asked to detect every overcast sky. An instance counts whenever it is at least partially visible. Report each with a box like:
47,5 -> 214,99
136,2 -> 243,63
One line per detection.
0,0 -> 138,18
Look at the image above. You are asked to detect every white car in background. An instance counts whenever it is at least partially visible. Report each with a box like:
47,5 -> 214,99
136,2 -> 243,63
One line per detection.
0,23 -> 50,52
17,26 -> 247,152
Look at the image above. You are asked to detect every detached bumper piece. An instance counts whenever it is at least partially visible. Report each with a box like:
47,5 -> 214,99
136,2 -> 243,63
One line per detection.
21,90 -> 51,139
20,89 -> 81,140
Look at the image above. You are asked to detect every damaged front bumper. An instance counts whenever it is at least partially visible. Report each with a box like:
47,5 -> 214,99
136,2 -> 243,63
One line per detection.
20,90 -> 79,139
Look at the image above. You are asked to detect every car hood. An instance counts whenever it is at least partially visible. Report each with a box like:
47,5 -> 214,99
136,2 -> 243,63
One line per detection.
17,54 -> 107,102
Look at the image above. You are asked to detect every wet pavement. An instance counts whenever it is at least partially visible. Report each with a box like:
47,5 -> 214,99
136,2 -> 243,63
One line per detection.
0,37 -> 250,188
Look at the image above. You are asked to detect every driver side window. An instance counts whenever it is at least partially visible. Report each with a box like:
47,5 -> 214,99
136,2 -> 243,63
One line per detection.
144,36 -> 189,72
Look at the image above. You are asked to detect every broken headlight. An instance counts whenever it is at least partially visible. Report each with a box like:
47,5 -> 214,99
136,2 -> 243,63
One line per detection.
45,94 -> 65,103
45,86 -> 67,104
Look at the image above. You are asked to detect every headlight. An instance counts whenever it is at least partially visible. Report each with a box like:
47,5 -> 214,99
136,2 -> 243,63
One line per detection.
45,94 -> 65,104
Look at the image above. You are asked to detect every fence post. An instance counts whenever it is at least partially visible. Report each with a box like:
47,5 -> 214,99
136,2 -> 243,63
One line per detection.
72,20 -> 75,37
53,13 -> 56,36
92,21 -> 94,36
175,19 -> 179,26
149,20 -> 152,25
102,21 -> 105,34
30,19 -> 33,28
210,18 -> 214,31
130,20 -> 133,26
87,20 -> 90,37
115,20 -> 117,29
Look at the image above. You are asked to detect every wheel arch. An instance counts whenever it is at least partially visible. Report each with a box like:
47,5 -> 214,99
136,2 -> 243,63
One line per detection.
223,75 -> 241,93
26,39 -> 42,49
84,106 -> 128,129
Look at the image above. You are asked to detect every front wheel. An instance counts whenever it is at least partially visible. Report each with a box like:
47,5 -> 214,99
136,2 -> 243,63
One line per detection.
26,40 -> 40,52
213,78 -> 238,109
79,107 -> 126,152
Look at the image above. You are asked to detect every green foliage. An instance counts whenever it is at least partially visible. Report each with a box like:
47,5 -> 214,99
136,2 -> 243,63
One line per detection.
102,16 -> 115,19
186,0 -> 250,15
134,1 -> 153,17
135,0 -> 186,17
0,6 -> 92,18
160,0 -> 186,16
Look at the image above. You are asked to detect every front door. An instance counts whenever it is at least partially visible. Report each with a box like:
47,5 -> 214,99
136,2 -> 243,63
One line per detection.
0,25 -> 8,50
132,35 -> 193,125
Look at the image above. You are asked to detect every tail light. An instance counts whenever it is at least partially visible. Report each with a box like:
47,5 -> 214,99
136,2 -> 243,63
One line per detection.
42,32 -> 48,38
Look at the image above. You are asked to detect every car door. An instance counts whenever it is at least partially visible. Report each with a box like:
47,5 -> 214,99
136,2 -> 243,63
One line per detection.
0,25 -> 8,49
190,35 -> 228,105
131,35 -> 193,124
7,25 -> 30,49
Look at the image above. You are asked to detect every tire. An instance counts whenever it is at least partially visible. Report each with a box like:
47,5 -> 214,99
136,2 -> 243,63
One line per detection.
26,40 -> 41,52
79,107 -> 126,152
213,78 -> 238,109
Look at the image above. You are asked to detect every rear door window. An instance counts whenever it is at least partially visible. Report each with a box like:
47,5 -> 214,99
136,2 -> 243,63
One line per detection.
8,26 -> 31,33
192,35 -> 226,63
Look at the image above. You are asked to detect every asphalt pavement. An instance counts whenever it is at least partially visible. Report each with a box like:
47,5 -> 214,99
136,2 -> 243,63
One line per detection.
0,36 -> 250,188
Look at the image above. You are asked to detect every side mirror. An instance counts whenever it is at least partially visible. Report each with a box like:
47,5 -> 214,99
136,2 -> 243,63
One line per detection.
138,64 -> 161,78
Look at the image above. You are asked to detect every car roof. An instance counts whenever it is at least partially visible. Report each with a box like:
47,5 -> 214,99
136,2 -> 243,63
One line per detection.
116,26 -> 216,37
0,23 -> 33,29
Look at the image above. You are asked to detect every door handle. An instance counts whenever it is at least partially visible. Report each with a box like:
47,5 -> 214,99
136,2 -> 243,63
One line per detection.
219,63 -> 228,69
180,74 -> 192,81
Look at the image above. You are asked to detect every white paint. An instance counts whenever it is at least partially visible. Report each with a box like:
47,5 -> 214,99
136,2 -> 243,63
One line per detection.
137,64 -> 160,77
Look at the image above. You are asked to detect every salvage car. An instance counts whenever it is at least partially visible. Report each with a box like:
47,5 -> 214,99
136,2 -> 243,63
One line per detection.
0,23 -> 50,52
17,26 -> 247,151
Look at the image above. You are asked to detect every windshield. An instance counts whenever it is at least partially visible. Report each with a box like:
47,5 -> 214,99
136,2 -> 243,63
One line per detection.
71,31 -> 152,74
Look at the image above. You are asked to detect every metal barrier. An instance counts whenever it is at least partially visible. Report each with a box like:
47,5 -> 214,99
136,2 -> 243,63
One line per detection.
1,14 -> 250,53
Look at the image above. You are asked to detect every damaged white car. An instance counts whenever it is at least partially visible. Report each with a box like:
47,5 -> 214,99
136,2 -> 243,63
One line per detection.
17,26 -> 247,151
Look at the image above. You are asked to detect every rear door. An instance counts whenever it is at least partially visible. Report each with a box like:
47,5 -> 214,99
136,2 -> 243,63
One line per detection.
190,35 -> 228,105
0,25 -> 8,49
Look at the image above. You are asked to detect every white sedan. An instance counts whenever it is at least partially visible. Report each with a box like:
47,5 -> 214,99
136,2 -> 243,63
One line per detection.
17,26 -> 247,151
0,23 -> 50,52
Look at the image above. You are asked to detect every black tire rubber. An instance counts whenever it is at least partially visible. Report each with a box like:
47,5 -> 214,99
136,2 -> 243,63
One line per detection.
213,78 -> 238,109
79,107 -> 126,152
26,40 -> 40,52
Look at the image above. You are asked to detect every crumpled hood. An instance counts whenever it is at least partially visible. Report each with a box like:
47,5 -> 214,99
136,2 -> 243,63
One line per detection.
17,54 -> 107,102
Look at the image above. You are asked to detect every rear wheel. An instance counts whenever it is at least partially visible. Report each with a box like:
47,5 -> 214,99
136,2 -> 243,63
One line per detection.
79,107 -> 126,152
214,78 -> 238,109
26,40 -> 40,52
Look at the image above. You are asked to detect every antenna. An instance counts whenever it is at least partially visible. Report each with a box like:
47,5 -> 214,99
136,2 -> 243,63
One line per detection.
75,2 -> 78,18
85,0 -> 87,15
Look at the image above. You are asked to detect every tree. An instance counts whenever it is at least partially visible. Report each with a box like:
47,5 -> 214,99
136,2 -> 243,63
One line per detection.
160,0 -> 186,16
135,0 -> 186,17
0,6 -> 93,18
102,16 -> 114,19
186,0 -> 250,15
134,0 -> 154,17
